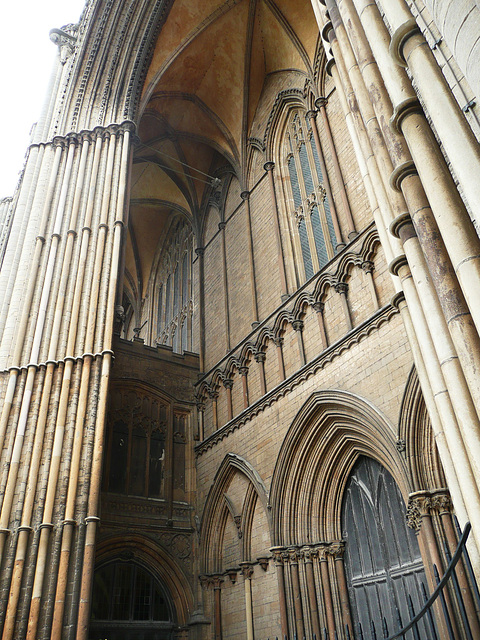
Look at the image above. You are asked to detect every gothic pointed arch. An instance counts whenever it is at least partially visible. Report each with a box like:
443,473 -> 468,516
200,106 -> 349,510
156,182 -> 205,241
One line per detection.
199,453 -> 272,574
270,389 -> 409,545
399,366 -> 445,492
94,533 -> 194,627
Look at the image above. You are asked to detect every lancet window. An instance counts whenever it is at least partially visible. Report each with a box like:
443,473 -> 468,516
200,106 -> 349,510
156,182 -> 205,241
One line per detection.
154,218 -> 193,353
285,110 -> 336,280
105,409 -> 166,499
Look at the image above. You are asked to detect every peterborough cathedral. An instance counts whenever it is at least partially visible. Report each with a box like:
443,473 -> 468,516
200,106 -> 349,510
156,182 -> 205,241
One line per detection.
2,0 -> 480,638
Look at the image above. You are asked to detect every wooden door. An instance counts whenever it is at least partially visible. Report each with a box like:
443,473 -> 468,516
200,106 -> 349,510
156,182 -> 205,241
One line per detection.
342,456 -> 435,639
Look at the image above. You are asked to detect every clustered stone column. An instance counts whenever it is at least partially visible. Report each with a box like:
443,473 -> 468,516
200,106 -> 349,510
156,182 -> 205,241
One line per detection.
313,0 -> 480,564
0,121 -> 135,640
274,337 -> 286,381
270,542 -> 353,639
313,301 -> 329,350
407,489 -> 480,639
335,281 -> 352,331
240,190 -> 259,326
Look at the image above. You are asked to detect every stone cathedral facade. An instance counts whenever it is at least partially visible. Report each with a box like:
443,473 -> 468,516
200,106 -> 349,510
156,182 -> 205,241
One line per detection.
1,0 -> 480,639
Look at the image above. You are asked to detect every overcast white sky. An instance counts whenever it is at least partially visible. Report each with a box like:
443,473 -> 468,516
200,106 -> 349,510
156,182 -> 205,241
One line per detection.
0,1 -> 86,197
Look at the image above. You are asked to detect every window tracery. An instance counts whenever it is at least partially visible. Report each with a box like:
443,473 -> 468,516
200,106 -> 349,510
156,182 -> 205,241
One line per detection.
154,218 -> 193,353
285,109 -> 336,281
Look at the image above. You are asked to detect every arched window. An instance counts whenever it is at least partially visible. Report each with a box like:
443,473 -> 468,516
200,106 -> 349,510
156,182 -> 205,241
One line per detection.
89,561 -> 174,640
154,219 -> 193,353
105,406 -> 166,499
164,274 -> 172,329
285,109 -> 336,280
342,457 -> 435,639
157,284 -> 163,337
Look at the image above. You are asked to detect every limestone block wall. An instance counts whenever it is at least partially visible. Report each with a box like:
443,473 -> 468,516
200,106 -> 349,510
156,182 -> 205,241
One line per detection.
417,0 -> 480,107
195,309 -> 414,638
198,226 -> 394,438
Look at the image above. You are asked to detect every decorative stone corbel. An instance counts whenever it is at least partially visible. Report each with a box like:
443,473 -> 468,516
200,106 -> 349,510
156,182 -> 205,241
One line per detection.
257,556 -> 270,571
225,567 -> 240,584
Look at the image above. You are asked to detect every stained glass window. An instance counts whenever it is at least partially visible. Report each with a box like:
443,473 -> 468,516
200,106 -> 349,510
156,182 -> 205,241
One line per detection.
285,109 -> 336,281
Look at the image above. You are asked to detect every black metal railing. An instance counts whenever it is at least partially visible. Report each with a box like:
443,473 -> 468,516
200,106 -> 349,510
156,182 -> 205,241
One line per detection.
259,523 -> 479,640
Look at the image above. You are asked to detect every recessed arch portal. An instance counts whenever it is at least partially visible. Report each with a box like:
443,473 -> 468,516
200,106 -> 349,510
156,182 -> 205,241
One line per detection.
270,390 -> 410,545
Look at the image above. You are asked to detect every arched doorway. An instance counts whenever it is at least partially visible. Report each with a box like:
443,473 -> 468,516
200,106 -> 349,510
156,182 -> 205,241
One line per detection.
89,560 -> 175,640
342,456 -> 435,639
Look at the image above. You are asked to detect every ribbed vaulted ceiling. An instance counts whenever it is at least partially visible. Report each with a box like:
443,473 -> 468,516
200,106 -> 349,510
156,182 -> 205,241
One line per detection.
126,0 -> 320,300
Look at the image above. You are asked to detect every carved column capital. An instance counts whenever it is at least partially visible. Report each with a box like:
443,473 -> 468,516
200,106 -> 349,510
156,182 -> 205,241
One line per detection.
287,547 -> 300,564
306,110 -> 317,121
315,97 -> 328,110
300,546 -> 318,563
407,491 -> 435,531
273,336 -> 284,347
313,301 -> 325,314
254,351 -> 266,364
239,562 -> 254,580
199,575 -> 212,590
226,567 -> 240,584
317,544 -> 329,561
212,574 -> 224,590
292,319 -> 304,332
326,541 -> 345,559
195,247 -> 205,257
222,378 -> 233,390
241,190 -> 250,201
361,260 -> 374,274
335,282 -> 348,295
430,490 -> 452,515
270,546 -> 287,565
263,161 -> 275,172
238,366 -> 249,377
49,25 -> 77,64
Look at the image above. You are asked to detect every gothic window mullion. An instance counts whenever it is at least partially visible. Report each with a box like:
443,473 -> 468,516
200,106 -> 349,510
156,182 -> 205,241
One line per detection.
303,205 -> 321,275
289,120 -> 315,280
156,284 -> 163,341
287,175 -> 308,283
285,132 -> 307,284
126,414 -> 133,494
145,424 -> 151,497
291,114 -> 321,278
304,127 -> 335,262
